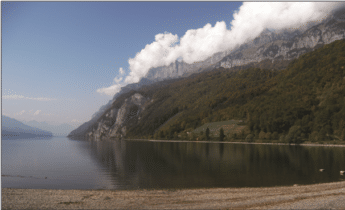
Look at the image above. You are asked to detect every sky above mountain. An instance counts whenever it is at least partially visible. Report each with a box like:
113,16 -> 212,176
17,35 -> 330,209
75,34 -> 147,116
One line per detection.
2,2 -> 344,126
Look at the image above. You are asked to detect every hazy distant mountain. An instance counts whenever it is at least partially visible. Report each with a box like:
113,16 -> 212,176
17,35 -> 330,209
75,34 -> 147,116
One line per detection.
2,115 -> 53,139
23,120 -> 74,136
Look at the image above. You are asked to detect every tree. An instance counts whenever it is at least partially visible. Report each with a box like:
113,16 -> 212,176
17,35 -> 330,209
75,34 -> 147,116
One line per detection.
272,132 -> 279,140
309,131 -> 318,142
206,127 -> 210,140
285,125 -> 302,144
245,134 -> 254,142
259,131 -> 266,139
341,128 -> 345,141
265,132 -> 272,140
219,128 -> 225,141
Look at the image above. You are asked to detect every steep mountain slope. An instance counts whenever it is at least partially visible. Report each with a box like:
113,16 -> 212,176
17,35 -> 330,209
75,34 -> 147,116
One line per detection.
68,78 -> 182,139
150,39 -> 345,142
2,116 -> 53,139
68,78 -> 155,138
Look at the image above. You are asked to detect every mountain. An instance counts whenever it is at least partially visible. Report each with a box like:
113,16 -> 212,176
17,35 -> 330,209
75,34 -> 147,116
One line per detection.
69,39 -> 345,142
2,116 -> 53,139
22,120 -> 74,136
69,9 -> 345,140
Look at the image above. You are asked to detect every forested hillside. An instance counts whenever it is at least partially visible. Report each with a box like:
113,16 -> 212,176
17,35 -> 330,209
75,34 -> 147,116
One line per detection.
126,39 -> 345,142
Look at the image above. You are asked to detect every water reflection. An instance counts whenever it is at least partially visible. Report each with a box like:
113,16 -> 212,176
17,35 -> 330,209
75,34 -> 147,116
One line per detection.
81,139 -> 345,189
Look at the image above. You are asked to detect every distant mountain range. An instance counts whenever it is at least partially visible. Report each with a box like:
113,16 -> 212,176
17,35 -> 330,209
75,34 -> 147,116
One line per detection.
2,115 -> 53,139
22,120 -> 75,136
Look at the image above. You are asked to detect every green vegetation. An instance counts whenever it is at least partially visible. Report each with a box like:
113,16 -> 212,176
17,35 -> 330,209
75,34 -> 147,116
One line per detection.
126,40 -> 345,144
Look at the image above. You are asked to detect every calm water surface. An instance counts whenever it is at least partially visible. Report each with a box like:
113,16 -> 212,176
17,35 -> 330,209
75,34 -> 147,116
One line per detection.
2,137 -> 345,190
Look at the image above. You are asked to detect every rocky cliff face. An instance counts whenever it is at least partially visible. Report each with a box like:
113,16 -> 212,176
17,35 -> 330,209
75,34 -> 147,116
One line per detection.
85,93 -> 149,140
145,51 -> 230,81
218,15 -> 345,68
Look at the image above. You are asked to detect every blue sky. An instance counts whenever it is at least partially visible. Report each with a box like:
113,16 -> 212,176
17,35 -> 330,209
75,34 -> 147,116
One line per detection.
1,1 -> 243,126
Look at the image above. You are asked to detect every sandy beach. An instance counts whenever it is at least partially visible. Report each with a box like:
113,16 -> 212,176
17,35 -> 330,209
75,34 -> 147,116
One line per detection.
2,181 -> 345,209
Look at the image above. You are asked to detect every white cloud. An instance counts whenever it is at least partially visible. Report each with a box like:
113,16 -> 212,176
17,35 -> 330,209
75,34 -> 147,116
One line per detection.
126,32 -> 179,83
99,2 -> 345,96
33,110 -> 41,115
97,83 -> 124,96
113,77 -> 123,84
119,67 -> 125,75
3,94 -> 57,101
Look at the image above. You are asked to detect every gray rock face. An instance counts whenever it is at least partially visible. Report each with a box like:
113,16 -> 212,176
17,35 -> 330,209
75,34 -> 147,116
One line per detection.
145,51 -> 230,81
219,15 -> 345,69
86,93 -> 149,140
68,78 -> 154,139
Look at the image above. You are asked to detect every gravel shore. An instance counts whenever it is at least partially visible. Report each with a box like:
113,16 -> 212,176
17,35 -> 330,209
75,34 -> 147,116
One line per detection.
2,181 -> 345,209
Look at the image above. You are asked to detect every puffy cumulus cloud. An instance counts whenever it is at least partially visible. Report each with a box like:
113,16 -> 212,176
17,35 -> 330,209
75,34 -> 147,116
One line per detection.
125,23 -> 230,84
33,110 -> 41,116
101,2 -> 344,96
126,33 -> 179,83
227,2 -> 343,44
178,22 -> 230,63
97,83 -> 124,96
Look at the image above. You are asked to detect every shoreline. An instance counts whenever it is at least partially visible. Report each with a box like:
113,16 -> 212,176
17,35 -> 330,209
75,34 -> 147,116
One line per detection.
123,138 -> 345,147
3,181 -> 345,209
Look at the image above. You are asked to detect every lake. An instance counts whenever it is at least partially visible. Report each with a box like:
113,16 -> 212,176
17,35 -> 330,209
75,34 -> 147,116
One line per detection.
2,137 -> 345,190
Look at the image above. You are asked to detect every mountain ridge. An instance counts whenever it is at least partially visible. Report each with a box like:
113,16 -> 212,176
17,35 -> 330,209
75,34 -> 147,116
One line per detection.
2,115 -> 53,139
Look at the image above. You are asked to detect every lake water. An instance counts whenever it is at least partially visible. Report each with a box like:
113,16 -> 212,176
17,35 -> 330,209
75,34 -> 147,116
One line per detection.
2,137 -> 345,190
